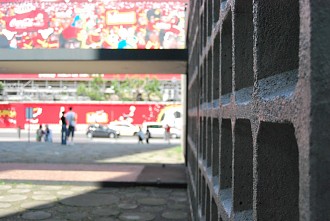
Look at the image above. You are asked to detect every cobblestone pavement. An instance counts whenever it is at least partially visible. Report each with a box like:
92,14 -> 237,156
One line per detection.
0,183 -> 190,221
0,140 -> 190,220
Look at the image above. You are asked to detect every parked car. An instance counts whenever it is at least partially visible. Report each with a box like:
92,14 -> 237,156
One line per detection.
86,124 -> 119,138
141,122 -> 181,139
108,121 -> 139,136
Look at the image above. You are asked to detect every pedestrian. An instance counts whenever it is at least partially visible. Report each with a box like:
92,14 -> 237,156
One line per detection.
137,127 -> 144,144
36,124 -> 44,142
60,111 -> 67,145
145,128 -> 150,144
164,124 -> 171,144
65,107 -> 77,145
44,124 -> 53,142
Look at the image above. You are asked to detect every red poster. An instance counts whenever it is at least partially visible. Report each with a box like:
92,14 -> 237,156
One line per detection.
0,105 -> 17,128
2,102 -> 182,128
4,9 -> 49,32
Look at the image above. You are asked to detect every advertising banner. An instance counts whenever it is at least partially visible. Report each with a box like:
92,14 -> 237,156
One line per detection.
0,1 -> 187,49
0,105 -> 17,128
0,102 -> 182,128
3,10 -> 49,32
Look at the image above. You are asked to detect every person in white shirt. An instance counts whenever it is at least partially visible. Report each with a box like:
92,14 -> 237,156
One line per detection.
65,107 -> 77,144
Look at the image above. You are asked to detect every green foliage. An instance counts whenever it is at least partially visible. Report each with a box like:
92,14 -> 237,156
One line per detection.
77,75 -> 106,101
91,74 -> 104,89
87,90 -> 104,101
87,75 -> 163,101
144,77 -> 162,101
0,81 -> 3,94
110,79 -> 121,93
76,83 -> 87,96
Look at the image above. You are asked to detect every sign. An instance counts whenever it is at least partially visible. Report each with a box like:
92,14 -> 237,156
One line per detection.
106,10 -> 137,26
25,107 -> 33,119
4,10 -> 49,32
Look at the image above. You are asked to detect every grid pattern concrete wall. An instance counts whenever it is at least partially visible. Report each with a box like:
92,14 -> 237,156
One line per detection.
186,0 -> 330,220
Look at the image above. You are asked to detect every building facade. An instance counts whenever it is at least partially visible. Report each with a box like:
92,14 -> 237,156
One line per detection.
0,73 -> 182,102
186,0 -> 330,220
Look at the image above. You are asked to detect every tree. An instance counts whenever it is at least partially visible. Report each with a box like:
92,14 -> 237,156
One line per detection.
76,83 -> 87,96
108,76 -> 162,101
87,89 -> 104,101
0,81 -> 3,100
87,75 -> 105,101
144,77 -> 162,101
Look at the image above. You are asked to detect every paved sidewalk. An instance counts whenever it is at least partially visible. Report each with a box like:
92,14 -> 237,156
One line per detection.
0,141 -> 190,220
0,183 -> 189,221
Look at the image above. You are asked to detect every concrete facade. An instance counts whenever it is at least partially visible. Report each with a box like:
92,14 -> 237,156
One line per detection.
186,0 -> 330,220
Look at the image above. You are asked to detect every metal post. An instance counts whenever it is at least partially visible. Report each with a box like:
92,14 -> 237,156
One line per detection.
28,121 -> 30,143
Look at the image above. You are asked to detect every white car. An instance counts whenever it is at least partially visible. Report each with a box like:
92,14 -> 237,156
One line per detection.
142,122 -> 181,139
108,121 -> 139,136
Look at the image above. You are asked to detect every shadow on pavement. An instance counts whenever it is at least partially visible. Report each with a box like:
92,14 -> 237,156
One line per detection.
0,181 -> 190,221
0,141 -> 183,165
0,141 -> 188,220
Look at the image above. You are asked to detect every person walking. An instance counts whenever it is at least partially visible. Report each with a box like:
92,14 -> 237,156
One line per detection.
44,125 -> 53,142
137,127 -> 144,144
65,107 -> 77,145
164,124 -> 171,144
36,124 -> 44,142
60,111 -> 67,145
145,128 -> 150,144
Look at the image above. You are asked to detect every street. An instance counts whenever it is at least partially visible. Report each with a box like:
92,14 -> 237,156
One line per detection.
0,129 -> 181,145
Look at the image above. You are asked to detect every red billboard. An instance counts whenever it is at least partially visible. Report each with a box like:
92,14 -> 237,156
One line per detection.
0,102 -> 182,128
0,1 -> 187,49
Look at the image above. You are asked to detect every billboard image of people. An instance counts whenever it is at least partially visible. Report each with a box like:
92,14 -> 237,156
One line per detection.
0,102 -> 182,129
0,0 -> 187,49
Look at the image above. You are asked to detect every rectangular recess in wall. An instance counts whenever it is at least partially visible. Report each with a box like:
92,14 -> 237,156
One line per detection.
194,116 -> 198,146
200,13 -> 204,54
255,0 -> 299,80
233,119 -> 253,212
256,122 -> 299,221
199,66 -> 203,105
212,118 -> 220,183
199,117 -> 203,156
204,57 -> 208,104
220,11 -> 233,105
207,0 -> 212,37
202,117 -> 207,161
212,197 -> 218,221
213,0 -> 220,25
203,5 -> 207,48
220,118 -> 233,215
207,50 -> 213,103
188,142 -> 197,184
198,169 -> 202,206
213,33 -> 220,104
234,0 -> 253,103
201,176 -> 206,217
207,117 -> 212,167
206,186 -> 211,221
